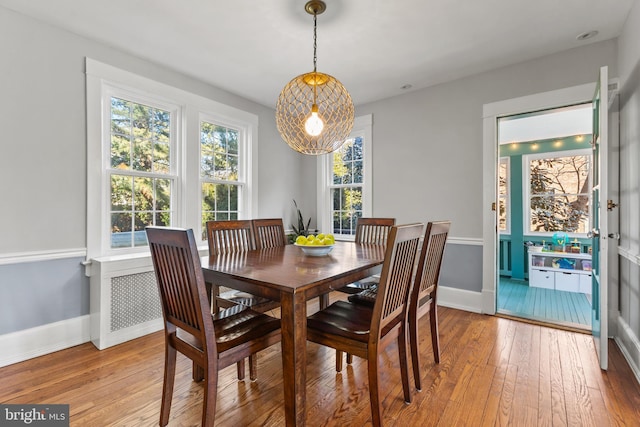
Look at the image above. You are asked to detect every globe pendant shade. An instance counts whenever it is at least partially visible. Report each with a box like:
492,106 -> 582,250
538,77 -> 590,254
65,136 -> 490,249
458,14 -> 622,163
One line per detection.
276,71 -> 354,155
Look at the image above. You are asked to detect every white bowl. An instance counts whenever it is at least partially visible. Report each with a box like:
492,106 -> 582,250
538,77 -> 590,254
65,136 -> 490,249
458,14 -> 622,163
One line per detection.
294,243 -> 334,256
528,246 -> 544,253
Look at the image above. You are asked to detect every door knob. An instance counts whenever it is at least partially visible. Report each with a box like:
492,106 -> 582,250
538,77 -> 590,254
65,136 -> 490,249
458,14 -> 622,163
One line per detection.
587,229 -> 600,238
608,232 -> 620,240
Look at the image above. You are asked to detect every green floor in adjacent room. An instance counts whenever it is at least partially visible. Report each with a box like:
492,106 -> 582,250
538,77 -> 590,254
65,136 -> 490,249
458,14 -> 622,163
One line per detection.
498,277 -> 592,329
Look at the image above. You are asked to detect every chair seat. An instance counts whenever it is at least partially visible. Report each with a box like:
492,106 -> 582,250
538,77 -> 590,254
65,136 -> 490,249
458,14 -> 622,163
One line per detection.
336,276 -> 379,294
218,289 -> 279,312
307,301 -> 373,343
347,285 -> 378,307
212,305 -> 281,353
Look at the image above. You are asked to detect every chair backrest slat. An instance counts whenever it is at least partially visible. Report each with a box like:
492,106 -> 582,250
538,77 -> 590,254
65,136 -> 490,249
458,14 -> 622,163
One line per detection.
371,223 -> 423,337
355,218 -> 396,245
147,227 -> 215,344
413,221 -> 451,307
252,218 -> 287,249
206,220 -> 255,255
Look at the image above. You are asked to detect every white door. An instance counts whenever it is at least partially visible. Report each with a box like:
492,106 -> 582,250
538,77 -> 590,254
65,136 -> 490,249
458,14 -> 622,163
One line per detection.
590,66 -> 608,370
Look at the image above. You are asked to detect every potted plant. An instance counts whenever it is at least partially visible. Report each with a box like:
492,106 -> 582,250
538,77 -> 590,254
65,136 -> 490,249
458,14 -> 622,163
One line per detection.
288,199 -> 313,243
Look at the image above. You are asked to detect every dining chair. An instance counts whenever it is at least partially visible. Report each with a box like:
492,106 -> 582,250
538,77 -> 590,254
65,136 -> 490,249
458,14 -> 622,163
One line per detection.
146,226 -> 281,427
348,220 -> 450,391
252,218 -> 288,249
406,220 -> 450,390
306,223 -> 423,426
206,220 -> 279,314
335,217 -> 395,294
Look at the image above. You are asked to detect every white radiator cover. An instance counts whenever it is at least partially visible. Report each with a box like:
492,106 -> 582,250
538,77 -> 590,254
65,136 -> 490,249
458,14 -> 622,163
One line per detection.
90,255 -> 163,350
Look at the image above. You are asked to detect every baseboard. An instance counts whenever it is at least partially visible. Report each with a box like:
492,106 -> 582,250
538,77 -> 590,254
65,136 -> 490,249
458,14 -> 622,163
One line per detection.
92,318 -> 163,350
614,316 -> 640,385
438,286 -> 483,313
0,315 -> 90,368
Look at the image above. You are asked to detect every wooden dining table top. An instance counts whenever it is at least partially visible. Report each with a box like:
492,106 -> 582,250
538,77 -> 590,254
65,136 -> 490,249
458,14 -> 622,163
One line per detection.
200,240 -> 386,426
201,241 -> 386,300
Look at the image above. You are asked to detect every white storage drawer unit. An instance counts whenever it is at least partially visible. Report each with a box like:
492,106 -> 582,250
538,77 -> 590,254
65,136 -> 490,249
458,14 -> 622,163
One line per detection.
528,250 -> 592,294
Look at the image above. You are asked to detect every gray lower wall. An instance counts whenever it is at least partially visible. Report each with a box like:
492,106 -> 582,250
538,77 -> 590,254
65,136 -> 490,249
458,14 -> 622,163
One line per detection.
0,257 -> 88,335
440,244 -> 483,293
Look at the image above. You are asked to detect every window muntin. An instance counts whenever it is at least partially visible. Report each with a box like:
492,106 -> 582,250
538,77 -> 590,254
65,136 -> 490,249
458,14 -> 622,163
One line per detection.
108,97 -> 175,248
330,137 -> 364,237
200,121 -> 243,239
525,150 -> 591,234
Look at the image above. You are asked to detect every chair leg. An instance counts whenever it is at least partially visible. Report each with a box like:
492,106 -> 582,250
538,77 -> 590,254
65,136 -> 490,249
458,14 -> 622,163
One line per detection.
160,344 -> 177,427
367,353 -> 383,427
336,350 -> 343,372
430,302 -> 440,363
408,311 -> 421,392
202,359 -> 217,427
249,354 -> 257,381
236,359 -> 246,380
319,293 -> 329,310
193,361 -> 204,382
398,329 -> 412,403
347,353 -> 353,364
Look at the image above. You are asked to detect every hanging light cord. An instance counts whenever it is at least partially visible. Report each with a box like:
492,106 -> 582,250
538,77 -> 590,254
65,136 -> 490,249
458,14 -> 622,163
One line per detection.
312,12 -> 318,73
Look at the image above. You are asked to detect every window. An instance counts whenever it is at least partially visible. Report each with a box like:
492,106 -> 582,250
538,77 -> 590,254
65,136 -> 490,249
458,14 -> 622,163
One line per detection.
317,115 -> 372,240
200,120 -> 244,239
525,149 -> 591,234
498,157 -> 510,233
109,97 -> 176,248
86,59 -> 257,258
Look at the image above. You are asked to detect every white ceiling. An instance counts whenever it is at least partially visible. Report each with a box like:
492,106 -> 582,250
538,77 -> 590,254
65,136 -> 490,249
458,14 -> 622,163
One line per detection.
0,0 -> 635,107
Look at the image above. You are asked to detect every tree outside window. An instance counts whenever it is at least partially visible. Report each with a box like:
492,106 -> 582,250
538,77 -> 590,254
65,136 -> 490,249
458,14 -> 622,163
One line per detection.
331,137 -> 363,236
528,152 -> 590,233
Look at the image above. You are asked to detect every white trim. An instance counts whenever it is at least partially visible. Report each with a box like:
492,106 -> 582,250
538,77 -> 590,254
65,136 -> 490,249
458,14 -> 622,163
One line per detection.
438,286 -> 483,314
614,316 -> 640,386
0,315 -> 90,368
446,237 -> 483,246
0,248 -> 86,265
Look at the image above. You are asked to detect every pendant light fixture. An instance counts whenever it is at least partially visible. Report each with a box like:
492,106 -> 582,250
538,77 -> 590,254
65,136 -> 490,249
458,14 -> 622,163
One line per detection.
276,0 -> 354,155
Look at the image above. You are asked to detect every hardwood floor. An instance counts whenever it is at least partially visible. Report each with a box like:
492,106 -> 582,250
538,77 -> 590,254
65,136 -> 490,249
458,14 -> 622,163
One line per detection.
1,297 -> 639,426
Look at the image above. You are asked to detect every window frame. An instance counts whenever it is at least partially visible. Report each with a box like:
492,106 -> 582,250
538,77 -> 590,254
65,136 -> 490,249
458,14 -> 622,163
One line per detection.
522,148 -> 592,238
86,58 -> 258,259
317,114 -> 373,241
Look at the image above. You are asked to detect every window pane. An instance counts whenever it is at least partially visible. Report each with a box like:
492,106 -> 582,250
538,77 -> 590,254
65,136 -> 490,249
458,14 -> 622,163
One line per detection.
201,121 -> 239,181
153,141 -> 170,173
528,153 -> 590,234
530,194 -> 590,233
111,134 -> 131,169
201,183 -> 240,236
110,173 -> 173,248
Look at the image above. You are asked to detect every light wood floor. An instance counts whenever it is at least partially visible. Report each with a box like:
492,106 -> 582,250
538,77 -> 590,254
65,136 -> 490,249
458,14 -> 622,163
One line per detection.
1,297 -> 639,426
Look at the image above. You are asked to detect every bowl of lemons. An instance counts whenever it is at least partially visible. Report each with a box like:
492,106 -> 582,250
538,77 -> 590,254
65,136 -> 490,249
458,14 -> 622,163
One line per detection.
294,233 -> 335,256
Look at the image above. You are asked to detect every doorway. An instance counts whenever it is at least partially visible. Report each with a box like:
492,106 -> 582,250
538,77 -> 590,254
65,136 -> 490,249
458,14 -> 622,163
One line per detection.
496,104 -> 593,330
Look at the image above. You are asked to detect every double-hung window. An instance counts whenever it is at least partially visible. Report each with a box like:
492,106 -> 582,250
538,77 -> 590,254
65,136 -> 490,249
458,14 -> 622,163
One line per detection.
86,59 -> 257,258
318,115 -> 372,240
200,118 -> 246,239
108,96 -> 177,248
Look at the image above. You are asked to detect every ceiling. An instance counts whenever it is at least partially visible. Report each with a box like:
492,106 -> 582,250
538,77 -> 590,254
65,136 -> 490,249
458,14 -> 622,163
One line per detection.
0,0 -> 635,107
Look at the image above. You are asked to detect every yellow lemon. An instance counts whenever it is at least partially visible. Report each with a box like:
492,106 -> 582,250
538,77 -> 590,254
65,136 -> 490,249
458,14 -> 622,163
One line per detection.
325,234 -> 335,243
317,233 -> 325,240
306,235 -> 316,243
295,235 -> 307,245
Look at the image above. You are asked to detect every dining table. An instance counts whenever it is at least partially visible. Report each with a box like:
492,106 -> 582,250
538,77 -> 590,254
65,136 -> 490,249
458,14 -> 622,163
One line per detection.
201,240 -> 386,426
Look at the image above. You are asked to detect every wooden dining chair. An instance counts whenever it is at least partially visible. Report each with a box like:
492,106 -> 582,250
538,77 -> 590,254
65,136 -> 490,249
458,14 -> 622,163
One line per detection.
206,220 -> 279,314
146,226 -> 281,427
306,223 -> 423,426
335,217 -> 395,294
251,218 -> 287,249
407,220 -> 450,390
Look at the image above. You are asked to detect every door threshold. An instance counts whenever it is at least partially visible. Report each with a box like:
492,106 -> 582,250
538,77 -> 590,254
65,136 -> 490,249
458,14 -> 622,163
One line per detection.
495,311 -> 591,334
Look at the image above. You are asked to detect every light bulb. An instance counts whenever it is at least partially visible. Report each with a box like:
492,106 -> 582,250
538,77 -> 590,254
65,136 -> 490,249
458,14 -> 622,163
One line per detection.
304,104 -> 324,136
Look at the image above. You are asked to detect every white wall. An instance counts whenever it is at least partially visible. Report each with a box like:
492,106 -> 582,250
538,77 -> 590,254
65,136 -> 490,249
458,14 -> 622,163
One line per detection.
616,0 -> 640,379
355,40 -> 617,239
0,6 -> 303,256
